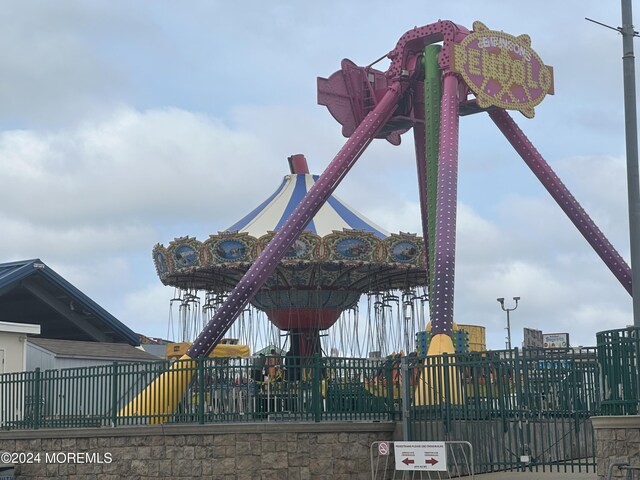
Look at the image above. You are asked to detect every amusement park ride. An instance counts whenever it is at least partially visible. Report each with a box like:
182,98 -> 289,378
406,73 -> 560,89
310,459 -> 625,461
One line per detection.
122,20 -> 632,418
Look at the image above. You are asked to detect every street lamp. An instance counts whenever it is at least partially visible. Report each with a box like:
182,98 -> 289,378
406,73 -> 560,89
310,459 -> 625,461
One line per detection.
497,296 -> 520,350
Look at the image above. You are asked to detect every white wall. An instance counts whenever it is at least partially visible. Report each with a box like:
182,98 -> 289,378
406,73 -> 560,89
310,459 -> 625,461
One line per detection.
0,322 -> 40,374
0,322 -> 40,428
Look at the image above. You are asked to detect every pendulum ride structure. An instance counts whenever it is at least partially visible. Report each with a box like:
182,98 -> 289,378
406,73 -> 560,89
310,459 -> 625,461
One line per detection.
121,20 -> 632,419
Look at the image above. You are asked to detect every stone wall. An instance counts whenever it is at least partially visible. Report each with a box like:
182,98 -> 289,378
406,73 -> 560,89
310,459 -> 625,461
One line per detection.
592,415 -> 640,479
0,422 -> 398,480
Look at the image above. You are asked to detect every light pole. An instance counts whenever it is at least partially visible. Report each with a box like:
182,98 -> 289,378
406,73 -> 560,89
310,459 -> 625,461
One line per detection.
497,297 -> 520,350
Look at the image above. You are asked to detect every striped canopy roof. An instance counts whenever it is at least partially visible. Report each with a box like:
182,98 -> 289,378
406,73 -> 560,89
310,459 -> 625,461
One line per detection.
226,172 -> 389,239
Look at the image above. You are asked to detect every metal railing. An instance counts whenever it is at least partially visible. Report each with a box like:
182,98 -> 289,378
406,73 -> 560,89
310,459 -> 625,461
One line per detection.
407,348 -> 599,473
0,347 -> 607,473
608,463 -> 640,480
0,355 -> 398,429
597,327 -> 640,415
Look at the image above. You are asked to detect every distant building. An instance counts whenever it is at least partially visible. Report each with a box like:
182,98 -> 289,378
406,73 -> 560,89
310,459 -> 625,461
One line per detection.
0,321 -> 41,374
0,259 -> 148,372
0,259 -> 139,345
26,338 -> 158,371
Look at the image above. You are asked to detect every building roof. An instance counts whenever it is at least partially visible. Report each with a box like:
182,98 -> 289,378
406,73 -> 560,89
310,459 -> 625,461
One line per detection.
0,320 -> 41,335
28,338 -> 157,362
226,172 -> 389,239
0,259 -> 139,345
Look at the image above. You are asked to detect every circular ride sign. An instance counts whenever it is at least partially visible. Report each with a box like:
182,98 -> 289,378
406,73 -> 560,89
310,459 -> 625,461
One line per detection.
452,21 -> 554,118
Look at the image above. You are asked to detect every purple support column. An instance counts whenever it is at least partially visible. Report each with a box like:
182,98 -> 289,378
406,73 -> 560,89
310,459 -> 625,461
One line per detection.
489,108 -> 632,295
430,72 -> 461,336
187,82 -> 406,359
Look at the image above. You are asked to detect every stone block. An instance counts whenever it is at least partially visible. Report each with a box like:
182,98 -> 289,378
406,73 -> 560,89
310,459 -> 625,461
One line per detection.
309,456 -> 334,475
211,456 -> 236,475
261,451 -> 288,470
599,429 -> 615,440
261,469 -> 288,480
288,452 -> 309,467
149,445 -> 165,459
97,437 -> 110,448
148,434 -> 164,446
262,433 -> 287,445
137,446 -> 151,459
130,458 -> 148,476
315,433 -> 338,445
237,454 -> 260,471
172,457 -> 199,476
236,441 -> 252,455
164,445 -> 184,459
194,445 -> 208,459
214,434 -> 236,446
157,458 -> 174,476
627,429 -> 640,443
183,445 -> 196,459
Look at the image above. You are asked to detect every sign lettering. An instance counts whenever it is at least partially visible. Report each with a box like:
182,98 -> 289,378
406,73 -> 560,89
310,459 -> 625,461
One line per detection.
452,21 -> 554,118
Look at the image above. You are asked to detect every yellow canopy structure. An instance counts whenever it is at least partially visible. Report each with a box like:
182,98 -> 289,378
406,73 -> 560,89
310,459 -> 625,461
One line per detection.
165,342 -> 250,360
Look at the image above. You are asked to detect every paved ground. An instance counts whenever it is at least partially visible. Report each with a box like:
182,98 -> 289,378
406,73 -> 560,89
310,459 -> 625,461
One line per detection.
475,471 -> 597,479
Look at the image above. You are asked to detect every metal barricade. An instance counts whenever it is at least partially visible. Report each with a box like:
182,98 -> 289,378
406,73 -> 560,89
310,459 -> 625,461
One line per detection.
608,463 -> 640,480
370,440 -> 474,479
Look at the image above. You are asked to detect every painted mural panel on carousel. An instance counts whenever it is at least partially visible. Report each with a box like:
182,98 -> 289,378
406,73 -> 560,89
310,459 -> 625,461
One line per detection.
323,231 -> 378,262
154,249 -> 169,274
203,232 -> 257,264
166,237 -> 202,270
391,240 -> 419,263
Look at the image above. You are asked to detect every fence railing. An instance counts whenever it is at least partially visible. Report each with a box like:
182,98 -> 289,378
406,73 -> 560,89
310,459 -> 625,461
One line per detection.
597,326 -> 640,415
407,348 -> 599,473
1,348 -> 602,433
0,355 -> 399,429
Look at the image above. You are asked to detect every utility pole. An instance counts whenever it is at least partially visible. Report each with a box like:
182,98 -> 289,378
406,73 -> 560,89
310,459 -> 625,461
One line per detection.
587,3 -> 640,326
621,0 -> 640,327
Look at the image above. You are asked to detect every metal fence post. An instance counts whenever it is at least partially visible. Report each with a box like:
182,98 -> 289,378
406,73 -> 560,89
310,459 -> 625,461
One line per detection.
312,353 -> 321,422
111,362 -> 118,426
443,354 -> 451,434
401,356 -> 410,439
33,368 -> 41,430
385,358 -> 394,420
198,356 -> 205,424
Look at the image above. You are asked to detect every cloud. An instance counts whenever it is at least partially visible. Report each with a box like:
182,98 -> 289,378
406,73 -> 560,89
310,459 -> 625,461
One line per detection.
0,107 -> 286,231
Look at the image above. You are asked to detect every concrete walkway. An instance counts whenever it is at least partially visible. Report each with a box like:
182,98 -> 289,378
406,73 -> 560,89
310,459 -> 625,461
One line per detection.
475,471 -> 597,479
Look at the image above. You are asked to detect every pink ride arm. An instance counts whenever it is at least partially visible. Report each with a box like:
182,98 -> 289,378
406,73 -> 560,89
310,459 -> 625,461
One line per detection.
187,82 -> 406,359
489,108 -> 632,295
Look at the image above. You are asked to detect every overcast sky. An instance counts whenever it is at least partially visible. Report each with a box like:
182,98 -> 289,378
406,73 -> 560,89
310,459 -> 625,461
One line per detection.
1,1 -> 635,351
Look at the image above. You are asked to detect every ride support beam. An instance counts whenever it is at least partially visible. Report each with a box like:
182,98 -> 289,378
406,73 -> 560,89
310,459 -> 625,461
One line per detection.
423,45 -> 443,298
489,108 -> 633,295
430,71 -> 461,337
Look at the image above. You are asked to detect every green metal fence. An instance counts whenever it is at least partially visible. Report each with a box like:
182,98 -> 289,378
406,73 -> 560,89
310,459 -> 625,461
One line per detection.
597,326 -> 640,415
0,355 -> 398,429
0,347 -> 603,473
407,348 -> 599,474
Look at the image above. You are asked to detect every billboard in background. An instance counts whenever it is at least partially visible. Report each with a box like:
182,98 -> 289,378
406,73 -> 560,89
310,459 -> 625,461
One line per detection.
543,333 -> 569,348
523,328 -> 543,348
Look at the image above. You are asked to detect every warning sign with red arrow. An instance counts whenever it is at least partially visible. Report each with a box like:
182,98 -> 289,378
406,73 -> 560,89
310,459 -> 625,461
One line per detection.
394,442 -> 447,471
